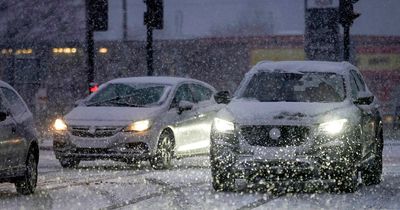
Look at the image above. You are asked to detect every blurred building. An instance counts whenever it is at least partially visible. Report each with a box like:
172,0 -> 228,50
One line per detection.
0,0 -> 399,130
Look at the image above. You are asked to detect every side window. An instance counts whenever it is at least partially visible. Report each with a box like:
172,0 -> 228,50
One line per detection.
191,84 -> 213,102
350,70 -> 366,92
172,84 -> 194,106
1,88 -> 27,116
355,72 -> 367,91
349,74 -> 360,99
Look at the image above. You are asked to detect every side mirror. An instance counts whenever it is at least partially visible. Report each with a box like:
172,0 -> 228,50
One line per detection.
0,111 -> 8,122
214,91 -> 231,104
354,92 -> 374,105
178,101 -> 194,114
74,99 -> 86,107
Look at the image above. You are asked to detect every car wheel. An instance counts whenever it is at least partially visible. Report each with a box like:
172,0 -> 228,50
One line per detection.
211,163 -> 235,191
59,158 -> 80,168
15,150 -> 38,195
150,130 -> 174,170
363,129 -> 383,186
210,137 -> 236,192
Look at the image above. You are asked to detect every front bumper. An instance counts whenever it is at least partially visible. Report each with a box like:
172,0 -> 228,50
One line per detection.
210,128 -> 358,183
53,130 -> 157,161
232,155 -> 348,183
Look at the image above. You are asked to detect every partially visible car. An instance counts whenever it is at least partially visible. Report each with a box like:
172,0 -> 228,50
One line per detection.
0,80 -> 39,195
53,76 -> 224,169
210,61 -> 383,192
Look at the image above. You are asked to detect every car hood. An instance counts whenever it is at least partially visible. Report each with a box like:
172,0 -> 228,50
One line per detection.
223,99 -> 353,125
64,106 -> 163,126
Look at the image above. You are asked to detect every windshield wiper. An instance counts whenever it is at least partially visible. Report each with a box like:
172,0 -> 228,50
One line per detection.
86,93 -> 141,107
108,100 -> 143,107
86,96 -> 122,106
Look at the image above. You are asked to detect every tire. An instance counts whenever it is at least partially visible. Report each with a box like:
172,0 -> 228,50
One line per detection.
363,129 -> 383,186
211,163 -> 235,192
59,158 -> 80,168
210,148 -> 235,191
210,135 -> 236,192
15,150 -> 38,195
150,130 -> 174,170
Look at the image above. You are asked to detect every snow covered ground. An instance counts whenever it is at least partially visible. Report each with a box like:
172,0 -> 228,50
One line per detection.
0,140 -> 400,210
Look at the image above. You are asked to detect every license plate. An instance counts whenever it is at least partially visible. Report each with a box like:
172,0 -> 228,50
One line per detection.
73,139 -> 110,148
253,147 -> 297,160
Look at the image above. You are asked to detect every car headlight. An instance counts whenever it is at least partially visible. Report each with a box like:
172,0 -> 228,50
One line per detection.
125,120 -> 151,132
213,118 -> 234,133
54,118 -> 67,131
319,119 -> 348,135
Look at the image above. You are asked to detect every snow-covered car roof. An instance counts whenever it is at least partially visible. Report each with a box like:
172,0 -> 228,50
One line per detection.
108,76 -> 211,87
248,61 -> 357,75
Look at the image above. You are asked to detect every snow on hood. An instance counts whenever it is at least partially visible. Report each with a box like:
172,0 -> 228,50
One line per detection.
224,99 -> 352,125
64,106 -> 163,126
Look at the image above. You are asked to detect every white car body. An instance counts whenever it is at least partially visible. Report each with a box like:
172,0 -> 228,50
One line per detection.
53,77 -> 224,167
210,61 -> 383,191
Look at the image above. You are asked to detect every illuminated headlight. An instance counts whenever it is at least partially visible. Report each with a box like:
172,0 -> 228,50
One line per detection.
213,118 -> 234,133
125,120 -> 151,132
319,119 -> 348,135
54,119 -> 67,131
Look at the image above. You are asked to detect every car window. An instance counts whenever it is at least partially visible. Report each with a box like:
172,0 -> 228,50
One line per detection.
173,84 -> 194,106
350,70 -> 366,92
1,87 -> 27,116
349,74 -> 360,99
191,84 -> 213,102
87,83 -> 171,107
239,72 -> 345,102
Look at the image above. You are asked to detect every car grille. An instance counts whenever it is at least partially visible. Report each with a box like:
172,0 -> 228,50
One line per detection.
70,126 -> 121,138
76,148 -> 110,154
240,125 -> 310,147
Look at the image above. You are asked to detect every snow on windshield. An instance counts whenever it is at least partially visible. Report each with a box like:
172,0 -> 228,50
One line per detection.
238,72 -> 345,103
87,83 -> 171,107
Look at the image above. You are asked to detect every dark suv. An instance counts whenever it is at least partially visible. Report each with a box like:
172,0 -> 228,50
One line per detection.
0,81 -> 39,195
211,61 -> 383,192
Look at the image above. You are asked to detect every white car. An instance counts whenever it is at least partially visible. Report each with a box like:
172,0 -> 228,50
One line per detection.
211,61 -> 383,192
53,77 -> 223,169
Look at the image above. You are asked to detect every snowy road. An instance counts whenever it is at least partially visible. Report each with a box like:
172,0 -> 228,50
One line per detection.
1,141 -> 400,210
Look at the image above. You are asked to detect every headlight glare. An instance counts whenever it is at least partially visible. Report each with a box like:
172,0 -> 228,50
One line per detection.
54,119 -> 67,131
319,119 -> 348,135
126,120 -> 151,132
214,118 -> 234,133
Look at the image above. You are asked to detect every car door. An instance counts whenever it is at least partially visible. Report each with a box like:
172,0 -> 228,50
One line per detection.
189,83 -> 224,154
0,93 -> 9,170
166,83 -> 200,155
0,87 -> 29,169
0,89 -> 18,171
349,70 -> 376,160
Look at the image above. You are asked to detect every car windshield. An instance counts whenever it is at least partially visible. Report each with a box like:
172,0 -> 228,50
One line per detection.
86,83 -> 171,107
238,71 -> 346,102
